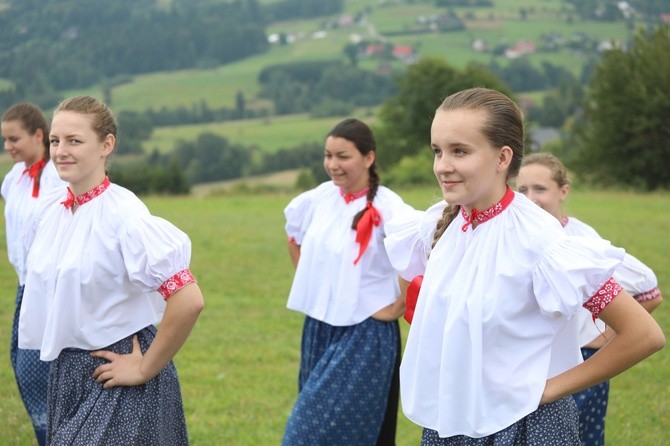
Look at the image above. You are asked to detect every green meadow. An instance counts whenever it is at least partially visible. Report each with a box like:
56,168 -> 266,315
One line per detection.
0,186 -> 668,445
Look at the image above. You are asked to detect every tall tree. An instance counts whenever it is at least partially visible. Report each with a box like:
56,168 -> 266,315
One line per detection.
376,57 -> 512,167
573,25 -> 670,190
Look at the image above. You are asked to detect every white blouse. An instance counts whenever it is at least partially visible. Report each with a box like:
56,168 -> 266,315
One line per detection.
19,181 -> 194,361
564,216 -> 660,347
1,161 -> 66,285
284,181 -> 411,326
386,191 -> 624,438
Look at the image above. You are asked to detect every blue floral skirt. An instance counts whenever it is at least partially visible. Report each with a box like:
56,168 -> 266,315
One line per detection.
47,326 -> 189,445
282,316 -> 400,446
421,396 -> 580,446
10,283 -> 49,446
572,347 -> 609,446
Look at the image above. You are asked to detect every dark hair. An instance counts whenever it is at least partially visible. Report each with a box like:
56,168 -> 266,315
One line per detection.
432,87 -> 524,248
521,152 -> 570,188
327,118 -> 380,229
2,102 -> 50,190
54,96 -> 117,170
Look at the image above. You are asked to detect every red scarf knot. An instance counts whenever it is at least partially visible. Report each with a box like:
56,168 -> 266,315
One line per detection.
460,208 -> 479,232
353,200 -> 381,265
61,187 -> 77,209
21,159 -> 46,198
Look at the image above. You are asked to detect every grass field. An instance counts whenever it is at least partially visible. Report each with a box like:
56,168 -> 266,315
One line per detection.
0,185 -> 667,445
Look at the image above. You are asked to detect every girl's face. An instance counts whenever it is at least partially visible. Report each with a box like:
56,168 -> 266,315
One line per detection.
1,120 -> 43,165
431,108 -> 512,212
49,111 -> 114,195
515,163 -> 569,221
323,136 -> 374,194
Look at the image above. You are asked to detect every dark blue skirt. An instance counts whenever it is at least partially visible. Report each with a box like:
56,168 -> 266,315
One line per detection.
421,396 -> 580,446
282,316 -> 400,446
47,326 -> 189,445
572,347 -> 609,446
10,283 -> 49,446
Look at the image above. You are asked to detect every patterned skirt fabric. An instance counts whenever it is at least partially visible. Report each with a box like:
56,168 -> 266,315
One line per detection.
282,316 -> 400,446
420,396 -> 580,446
572,347 -> 609,446
10,284 -> 49,446
47,326 -> 189,446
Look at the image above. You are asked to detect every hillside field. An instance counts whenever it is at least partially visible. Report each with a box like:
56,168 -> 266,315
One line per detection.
0,186 -> 668,445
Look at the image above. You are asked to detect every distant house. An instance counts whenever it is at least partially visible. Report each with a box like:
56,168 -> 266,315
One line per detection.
392,45 -> 418,63
364,43 -> 384,57
661,13 -> 670,23
505,40 -> 536,58
472,38 -> 488,53
338,15 -> 354,27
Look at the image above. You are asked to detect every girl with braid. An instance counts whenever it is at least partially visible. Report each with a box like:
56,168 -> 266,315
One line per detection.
383,88 -> 664,445
2,102 -> 66,445
282,118 -> 411,445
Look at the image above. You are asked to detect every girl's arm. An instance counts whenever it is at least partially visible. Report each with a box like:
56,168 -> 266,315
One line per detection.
288,239 -> 300,269
91,282 -> 205,388
541,290 -> 665,403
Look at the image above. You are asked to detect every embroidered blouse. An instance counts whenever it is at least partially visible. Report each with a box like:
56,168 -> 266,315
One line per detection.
284,181 -> 412,326
1,161 -> 66,285
19,181 -> 195,361
385,191 -> 625,438
563,216 -> 660,347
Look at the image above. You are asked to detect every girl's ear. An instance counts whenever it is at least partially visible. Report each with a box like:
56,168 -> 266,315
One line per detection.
497,146 -> 513,172
364,150 -> 376,169
101,134 -> 115,157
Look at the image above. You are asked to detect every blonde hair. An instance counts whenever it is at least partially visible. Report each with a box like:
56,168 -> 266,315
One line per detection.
521,152 -> 570,188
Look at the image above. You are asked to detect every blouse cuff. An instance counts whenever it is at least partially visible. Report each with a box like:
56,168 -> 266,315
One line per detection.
158,269 -> 196,300
634,287 -> 661,303
583,277 -> 623,318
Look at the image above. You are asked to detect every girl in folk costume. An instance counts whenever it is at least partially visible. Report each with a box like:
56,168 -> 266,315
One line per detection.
282,118 -> 410,445
516,152 -> 663,446
19,96 -> 204,445
1,102 -> 66,445
383,88 -> 664,445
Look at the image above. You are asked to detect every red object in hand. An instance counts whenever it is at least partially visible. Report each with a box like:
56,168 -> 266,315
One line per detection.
404,275 -> 423,324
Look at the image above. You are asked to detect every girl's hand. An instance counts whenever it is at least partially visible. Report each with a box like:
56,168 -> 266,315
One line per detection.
91,336 -> 151,388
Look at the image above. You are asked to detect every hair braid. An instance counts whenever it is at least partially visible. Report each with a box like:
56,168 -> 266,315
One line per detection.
432,204 -> 460,249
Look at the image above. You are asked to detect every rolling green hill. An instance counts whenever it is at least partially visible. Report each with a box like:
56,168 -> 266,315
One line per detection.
51,0 -> 633,155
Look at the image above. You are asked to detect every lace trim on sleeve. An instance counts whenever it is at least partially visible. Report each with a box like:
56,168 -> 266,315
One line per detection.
583,277 -> 623,318
158,269 -> 196,300
633,287 -> 661,303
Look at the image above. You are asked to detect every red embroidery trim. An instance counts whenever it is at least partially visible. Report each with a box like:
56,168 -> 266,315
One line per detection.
634,287 -> 661,303
288,236 -> 297,245
460,186 -> 515,232
61,177 -> 111,208
158,269 -> 196,299
340,187 -> 369,204
583,277 -> 622,318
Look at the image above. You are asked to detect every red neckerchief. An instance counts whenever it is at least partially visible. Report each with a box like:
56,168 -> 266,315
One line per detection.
20,159 -> 46,198
353,200 -> 381,265
460,186 -> 515,232
340,187 -> 369,204
61,177 -> 111,209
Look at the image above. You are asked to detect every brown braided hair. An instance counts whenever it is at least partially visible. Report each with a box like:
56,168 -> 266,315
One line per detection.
326,118 -> 380,229
2,102 -> 50,192
431,88 -> 524,249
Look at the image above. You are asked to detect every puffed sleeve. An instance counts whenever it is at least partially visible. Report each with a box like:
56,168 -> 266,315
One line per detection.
615,252 -> 660,302
532,235 -> 625,320
119,214 -> 195,300
384,200 -> 447,281
284,188 -> 317,245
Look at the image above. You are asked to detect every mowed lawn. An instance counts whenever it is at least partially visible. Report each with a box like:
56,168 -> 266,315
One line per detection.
0,187 -> 668,445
